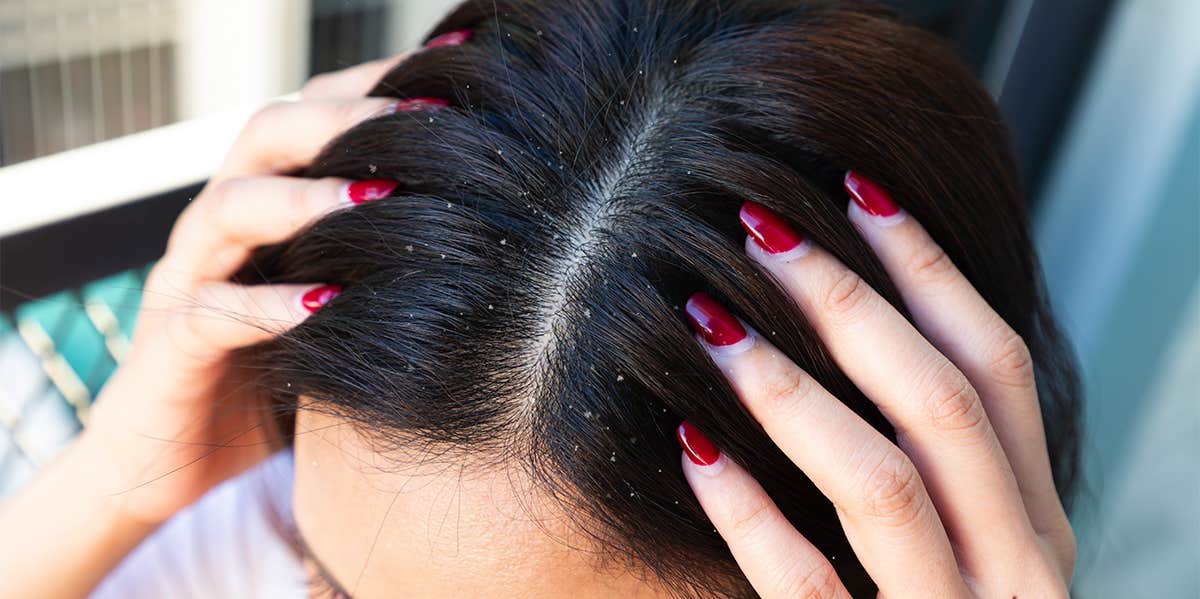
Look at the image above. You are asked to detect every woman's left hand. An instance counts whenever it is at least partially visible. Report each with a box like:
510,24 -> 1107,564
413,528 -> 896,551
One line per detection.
676,172 -> 1075,598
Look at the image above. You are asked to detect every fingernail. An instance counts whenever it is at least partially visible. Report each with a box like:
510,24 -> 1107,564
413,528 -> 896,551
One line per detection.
739,201 -> 807,254
676,421 -> 721,466
425,29 -> 472,48
685,292 -> 747,347
301,285 -> 342,313
844,171 -> 901,218
394,97 -> 450,112
345,179 -> 400,205
375,101 -> 402,117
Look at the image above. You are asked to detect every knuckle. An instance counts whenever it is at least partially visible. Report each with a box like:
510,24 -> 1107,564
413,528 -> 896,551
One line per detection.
923,362 -> 988,436
164,199 -> 206,255
191,282 -> 223,310
775,559 -> 842,599
821,268 -> 875,321
726,497 -> 782,542
1058,533 -> 1078,576
165,305 -> 208,359
245,100 -> 287,132
1047,584 -> 1071,599
299,179 -> 337,223
143,261 -> 174,296
335,98 -> 367,125
1043,517 -> 1077,574
902,241 -> 955,284
300,73 -> 332,98
195,181 -> 256,248
759,367 -> 817,417
332,98 -> 384,129
199,179 -> 237,226
985,330 -> 1036,389
1020,551 -> 1073,599
857,448 -> 925,528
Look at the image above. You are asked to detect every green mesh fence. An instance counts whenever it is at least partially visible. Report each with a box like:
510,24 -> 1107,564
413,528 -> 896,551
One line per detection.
0,266 -> 150,497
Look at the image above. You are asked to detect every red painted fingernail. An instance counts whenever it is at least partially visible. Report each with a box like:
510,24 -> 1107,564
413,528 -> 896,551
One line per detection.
677,421 -> 721,466
684,292 -> 747,346
425,29 -> 472,48
394,97 -> 449,112
739,201 -> 806,254
301,285 -> 342,313
844,171 -> 900,218
345,179 -> 400,205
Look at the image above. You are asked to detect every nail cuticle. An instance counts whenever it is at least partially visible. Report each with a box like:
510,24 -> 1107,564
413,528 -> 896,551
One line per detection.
697,325 -> 757,357
747,235 -> 813,264
848,197 -> 907,227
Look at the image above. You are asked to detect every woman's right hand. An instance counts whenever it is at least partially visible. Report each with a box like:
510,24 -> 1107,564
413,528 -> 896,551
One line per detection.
83,54 -> 423,526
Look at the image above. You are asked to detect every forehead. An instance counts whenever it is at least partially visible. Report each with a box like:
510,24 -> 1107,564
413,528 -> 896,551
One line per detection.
291,407 -> 652,597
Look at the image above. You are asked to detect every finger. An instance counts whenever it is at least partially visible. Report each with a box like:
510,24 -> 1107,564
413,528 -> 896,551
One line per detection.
165,282 -> 340,362
300,52 -> 412,99
164,176 -> 398,280
737,201 -> 1039,574
843,172 -> 1071,553
299,27 -> 474,99
215,97 -> 402,179
683,294 -> 967,597
676,422 -> 850,599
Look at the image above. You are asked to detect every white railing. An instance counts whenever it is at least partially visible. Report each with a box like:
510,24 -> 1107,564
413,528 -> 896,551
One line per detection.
0,101 -> 258,236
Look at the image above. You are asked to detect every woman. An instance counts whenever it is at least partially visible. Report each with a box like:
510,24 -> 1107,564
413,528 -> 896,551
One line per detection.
0,1 -> 1079,597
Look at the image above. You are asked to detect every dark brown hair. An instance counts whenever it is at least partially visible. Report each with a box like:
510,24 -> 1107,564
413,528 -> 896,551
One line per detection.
242,1 -> 1081,596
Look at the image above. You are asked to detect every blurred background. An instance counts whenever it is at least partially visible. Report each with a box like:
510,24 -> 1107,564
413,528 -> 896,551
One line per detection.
0,0 -> 1195,595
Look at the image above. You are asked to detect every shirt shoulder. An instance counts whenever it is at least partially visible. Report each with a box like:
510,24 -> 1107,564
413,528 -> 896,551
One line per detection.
91,450 -> 306,599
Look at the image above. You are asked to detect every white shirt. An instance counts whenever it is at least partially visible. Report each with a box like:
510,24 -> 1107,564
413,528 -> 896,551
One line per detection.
91,451 -> 306,599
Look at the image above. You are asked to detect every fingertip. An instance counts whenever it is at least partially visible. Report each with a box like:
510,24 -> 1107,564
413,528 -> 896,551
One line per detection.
743,232 -> 812,267
684,293 -> 749,347
300,284 -> 342,314
424,29 -> 473,49
681,451 -> 731,482
343,178 -> 401,205
844,170 -> 906,228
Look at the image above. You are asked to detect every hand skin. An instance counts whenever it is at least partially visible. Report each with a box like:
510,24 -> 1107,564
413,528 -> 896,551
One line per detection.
0,53 -> 410,599
676,178 -> 1075,598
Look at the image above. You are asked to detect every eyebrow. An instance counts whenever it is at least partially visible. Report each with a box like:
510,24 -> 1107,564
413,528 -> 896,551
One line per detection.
293,527 -> 355,599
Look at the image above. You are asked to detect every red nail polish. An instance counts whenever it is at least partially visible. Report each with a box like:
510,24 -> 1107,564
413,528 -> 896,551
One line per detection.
425,30 -> 472,48
739,201 -> 805,254
677,421 -> 721,466
844,171 -> 900,218
301,285 -> 342,313
684,292 -> 747,346
346,179 -> 400,205
394,97 -> 449,112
